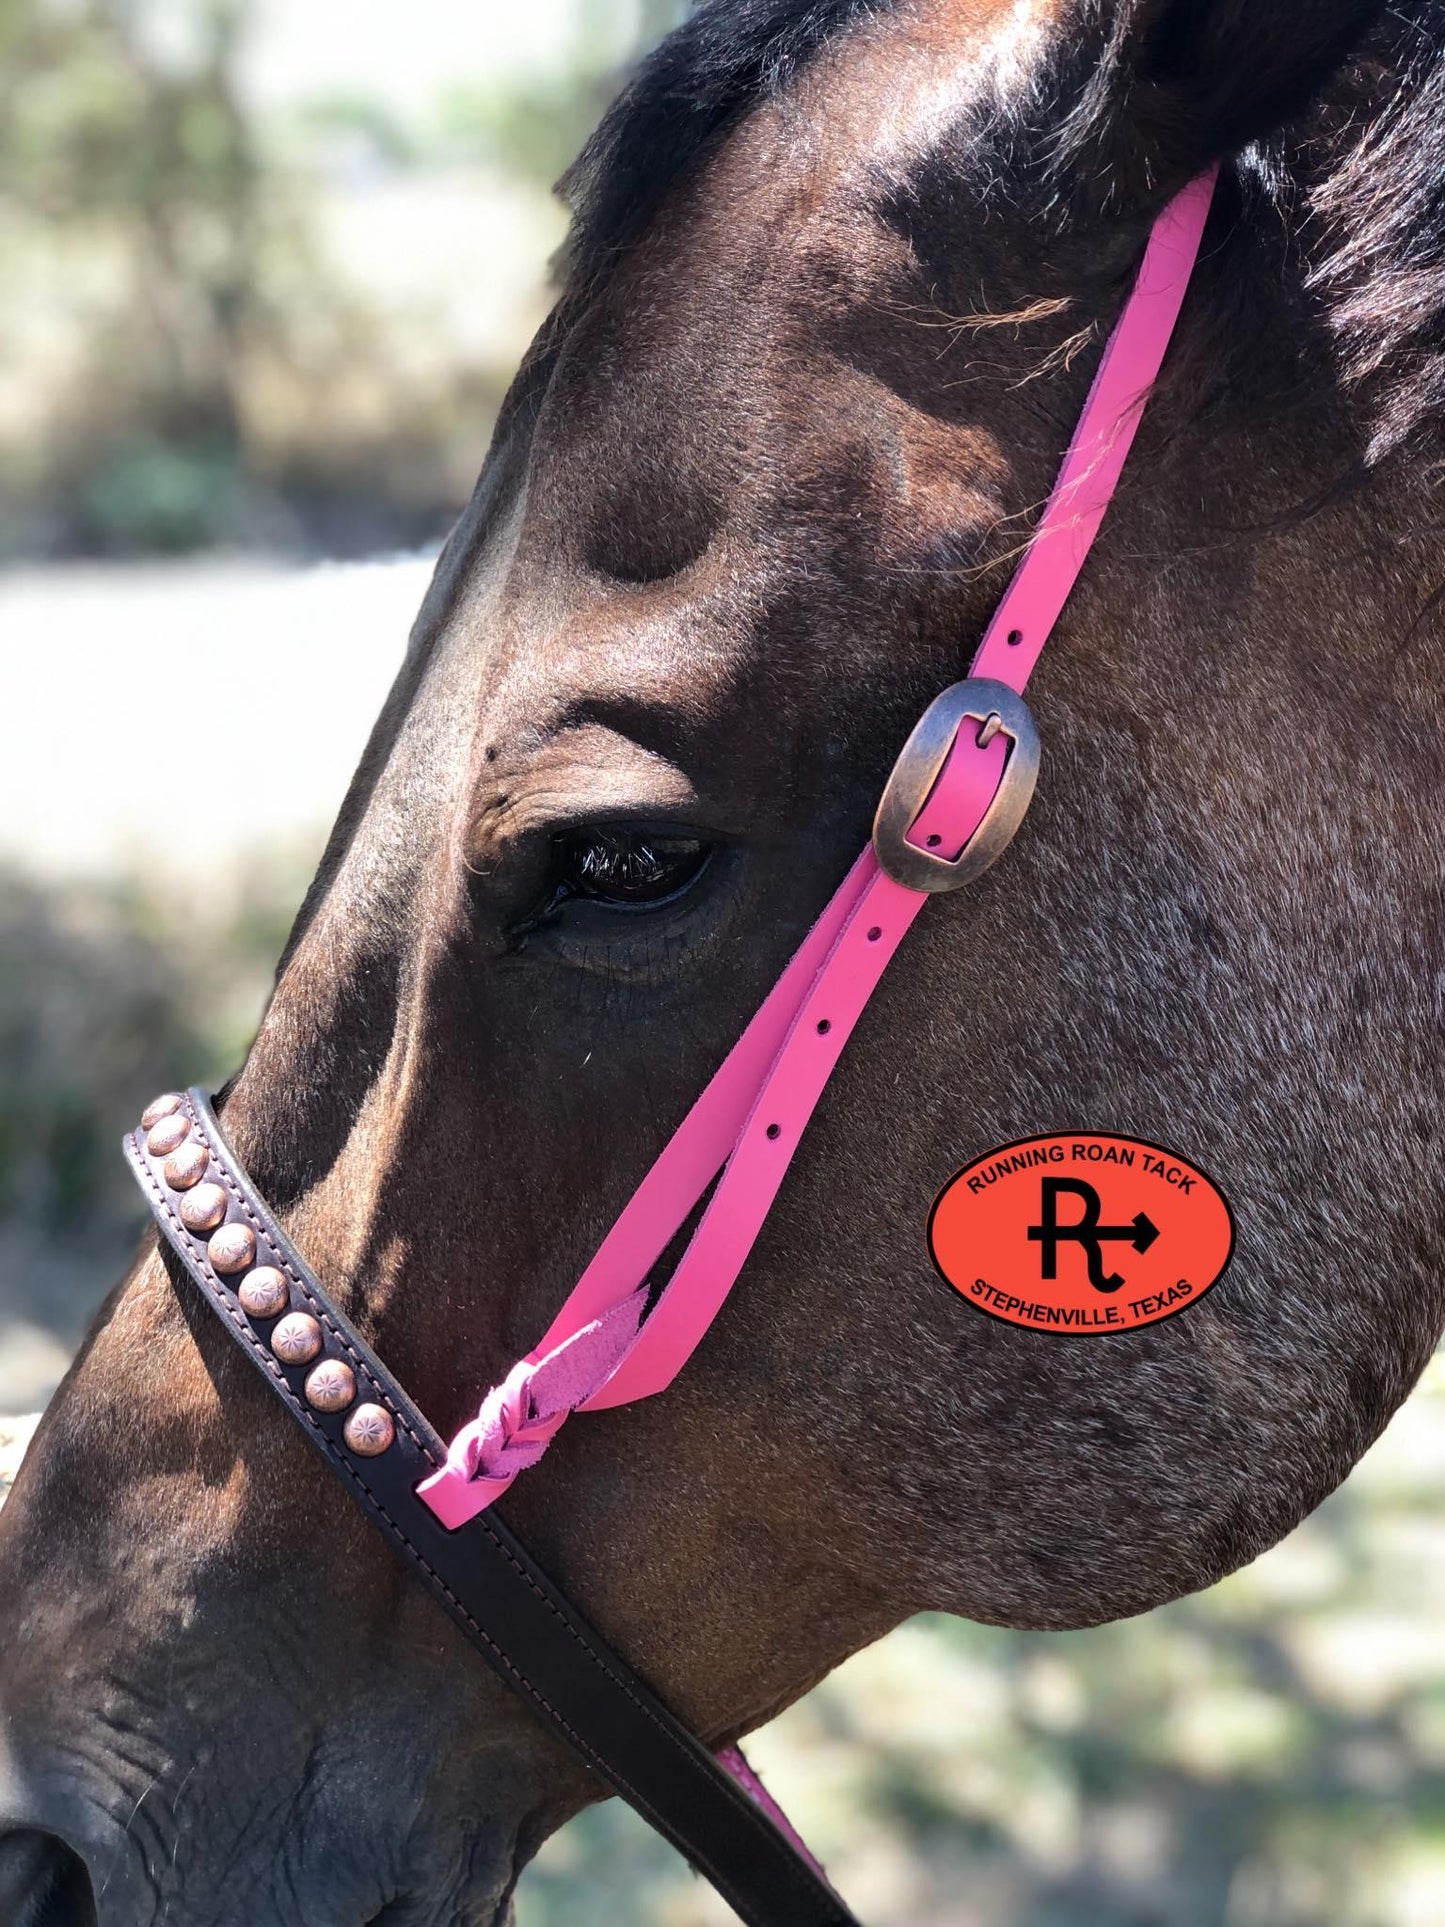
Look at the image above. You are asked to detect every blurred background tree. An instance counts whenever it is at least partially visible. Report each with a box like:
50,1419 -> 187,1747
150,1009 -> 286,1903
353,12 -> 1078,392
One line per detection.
0,0 -> 683,556
1,0 -> 266,549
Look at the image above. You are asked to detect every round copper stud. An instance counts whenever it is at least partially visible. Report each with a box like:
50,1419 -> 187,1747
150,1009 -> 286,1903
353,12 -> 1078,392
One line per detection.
141,1092 -> 184,1131
178,1182 -> 228,1234
237,1267 -> 289,1320
305,1359 -> 356,1413
343,1404 -> 395,1457
271,1312 -> 323,1367
207,1223 -> 256,1276
163,1140 -> 209,1191
146,1112 -> 191,1158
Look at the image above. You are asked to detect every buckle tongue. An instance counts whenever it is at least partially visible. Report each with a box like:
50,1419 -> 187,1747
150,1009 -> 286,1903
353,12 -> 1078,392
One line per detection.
871,677 -> 1040,893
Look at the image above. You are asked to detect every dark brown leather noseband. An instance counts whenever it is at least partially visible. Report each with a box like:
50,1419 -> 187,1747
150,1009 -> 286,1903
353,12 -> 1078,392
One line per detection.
126,1088 -> 854,1927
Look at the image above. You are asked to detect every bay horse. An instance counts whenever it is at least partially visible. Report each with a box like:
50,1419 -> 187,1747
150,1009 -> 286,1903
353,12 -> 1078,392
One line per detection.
3,0 -> 1444,1919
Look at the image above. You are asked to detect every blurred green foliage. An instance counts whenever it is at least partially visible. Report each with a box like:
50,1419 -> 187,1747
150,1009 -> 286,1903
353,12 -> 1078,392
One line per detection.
0,0 -> 255,230
0,0 -> 685,556
0,0 -> 266,547
303,0 -> 685,190
73,435 -> 246,551
0,850 -> 309,1235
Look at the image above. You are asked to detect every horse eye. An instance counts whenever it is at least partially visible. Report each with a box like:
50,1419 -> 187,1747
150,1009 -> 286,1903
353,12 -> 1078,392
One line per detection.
551,829 -> 712,911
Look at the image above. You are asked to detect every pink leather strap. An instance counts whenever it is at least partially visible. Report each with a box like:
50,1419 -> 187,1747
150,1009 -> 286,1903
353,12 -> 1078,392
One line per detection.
717,1746 -> 832,1886
420,167 -> 1217,1529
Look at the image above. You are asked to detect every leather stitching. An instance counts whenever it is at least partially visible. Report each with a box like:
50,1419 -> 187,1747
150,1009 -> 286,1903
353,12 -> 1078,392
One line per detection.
179,1101 -> 834,1906
127,1127 -> 812,1924
193,1101 -> 842,1916
182,1104 -> 436,1462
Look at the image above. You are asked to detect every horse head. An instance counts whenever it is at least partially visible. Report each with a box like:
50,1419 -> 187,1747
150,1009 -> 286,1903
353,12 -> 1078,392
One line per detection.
4,0 -> 1442,1919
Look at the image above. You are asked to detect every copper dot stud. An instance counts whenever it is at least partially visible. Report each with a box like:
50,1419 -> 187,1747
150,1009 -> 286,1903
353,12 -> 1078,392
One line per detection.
305,1359 -> 356,1414
271,1312 -> 323,1366
207,1222 -> 256,1276
141,1092 -> 184,1131
343,1404 -> 394,1457
178,1182 -> 228,1233
146,1112 -> 191,1158
163,1140 -> 209,1190
237,1267 -> 289,1319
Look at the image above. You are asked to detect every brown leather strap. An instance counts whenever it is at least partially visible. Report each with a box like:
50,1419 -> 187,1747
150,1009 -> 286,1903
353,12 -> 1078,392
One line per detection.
124,1088 -> 856,1927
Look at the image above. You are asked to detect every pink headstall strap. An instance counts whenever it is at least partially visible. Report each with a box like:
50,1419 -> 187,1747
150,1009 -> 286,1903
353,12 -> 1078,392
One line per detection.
419,166 -> 1219,1531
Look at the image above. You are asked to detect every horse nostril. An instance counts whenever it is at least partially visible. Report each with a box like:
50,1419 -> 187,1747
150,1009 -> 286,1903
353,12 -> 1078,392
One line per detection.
0,1827 -> 98,1927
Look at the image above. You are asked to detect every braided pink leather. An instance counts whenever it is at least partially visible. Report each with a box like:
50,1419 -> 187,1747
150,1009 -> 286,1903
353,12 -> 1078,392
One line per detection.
419,166 -> 1218,1530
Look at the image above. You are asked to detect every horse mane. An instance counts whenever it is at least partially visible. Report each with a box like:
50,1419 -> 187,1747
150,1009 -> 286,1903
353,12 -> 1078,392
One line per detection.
1042,1 -> 1445,467
561,0 -> 1445,470
1304,8 -> 1445,464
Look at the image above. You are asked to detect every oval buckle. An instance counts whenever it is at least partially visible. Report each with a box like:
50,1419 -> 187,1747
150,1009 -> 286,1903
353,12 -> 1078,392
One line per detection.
872,678 -> 1040,894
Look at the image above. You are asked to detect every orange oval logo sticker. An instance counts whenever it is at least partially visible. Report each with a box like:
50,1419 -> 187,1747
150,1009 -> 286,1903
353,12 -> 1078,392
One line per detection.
928,1133 -> 1234,1335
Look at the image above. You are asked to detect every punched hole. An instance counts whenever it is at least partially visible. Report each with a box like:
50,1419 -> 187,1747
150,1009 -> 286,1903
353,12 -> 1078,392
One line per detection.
926,833 -> 942,848
765,1123 -> 782,1140
1007,627 -> 1024,646
816,1019 -> 832,1035
867,926 -> 882,942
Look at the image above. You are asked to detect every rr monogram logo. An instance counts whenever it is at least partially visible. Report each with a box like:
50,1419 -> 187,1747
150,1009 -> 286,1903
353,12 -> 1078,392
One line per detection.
1026,1178 -> 1160,1294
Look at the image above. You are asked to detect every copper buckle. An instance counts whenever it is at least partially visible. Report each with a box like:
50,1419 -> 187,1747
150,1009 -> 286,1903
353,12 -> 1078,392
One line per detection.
872,677 -> 1040,894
